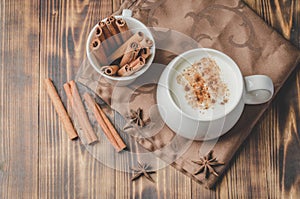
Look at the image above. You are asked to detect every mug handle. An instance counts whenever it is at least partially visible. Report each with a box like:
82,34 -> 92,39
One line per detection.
122,9 -> 133,17
243,75 -> 274,105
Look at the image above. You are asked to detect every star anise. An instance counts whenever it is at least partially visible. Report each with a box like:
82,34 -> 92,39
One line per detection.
123,108 -> 145,130
130,161 -> 156,183
192,150 -> 224,179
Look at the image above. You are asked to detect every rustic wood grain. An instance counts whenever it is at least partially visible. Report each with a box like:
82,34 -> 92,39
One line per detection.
274,73 -> 300,198
245,0 -> 300,46
0,1 -> 40,198
39,0 -> 116,198
242,0 -> 300,198
112,0 -> 123,13
0,0 -> 299,198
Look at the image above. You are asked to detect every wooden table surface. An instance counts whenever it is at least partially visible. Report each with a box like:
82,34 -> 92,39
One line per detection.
1,0 -> 299,198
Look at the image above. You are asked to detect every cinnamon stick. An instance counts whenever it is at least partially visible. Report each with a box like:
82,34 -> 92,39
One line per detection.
95,26 -> 106,42
116,18 -> 131,42
140,37 -> 153,48
99,21 -> 116,53
95,26 -> 109,55
83,93 -> 126,152
44,78 -> 78,140
63,81 -> 98,145
99,21 -> 112,39
90,38 -> 108,66
117,64 -> 134,77
117,56 -> 145,76
108,31 -> 144,62
106,16 -> 122,46
108,16 -> 120,34
140,47 -> 151,59
120,42 -> 140,67
129,56 -> 146,72
102,65 -> 119,76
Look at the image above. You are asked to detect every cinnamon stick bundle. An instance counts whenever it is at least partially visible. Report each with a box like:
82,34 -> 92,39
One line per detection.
83,93 -> 126,152
91,16 -> 153,77
44,78 -> 78,140
63,80 -> 98,145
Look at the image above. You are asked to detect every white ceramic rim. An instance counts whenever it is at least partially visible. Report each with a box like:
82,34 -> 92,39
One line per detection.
165,48 -> 244,121
86,15 -> 155,81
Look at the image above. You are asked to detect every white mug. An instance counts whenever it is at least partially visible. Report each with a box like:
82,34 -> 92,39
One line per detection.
157,48 -> 274,140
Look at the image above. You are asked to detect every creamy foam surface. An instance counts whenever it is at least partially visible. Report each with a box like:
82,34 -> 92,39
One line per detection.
169,52 -> 241,120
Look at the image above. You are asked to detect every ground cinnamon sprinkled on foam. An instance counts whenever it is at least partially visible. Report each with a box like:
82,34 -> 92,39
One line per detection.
176,57 -> 230,110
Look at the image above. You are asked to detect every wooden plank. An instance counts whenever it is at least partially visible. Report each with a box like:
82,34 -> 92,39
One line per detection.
215,75 -> 300,199
112,0 -> 123,13
191,179 -> 216,199
162,168 -> 192,199
114,111 -> 194,199
0,0 -> 297,198
244,0 -> 300,46
221,77 -> 300,199
113,112 -> 134,199
223,1 -> 300,198
38,0 -> 116,198
273,74 -> 300,198
217,117 -> 281,198
0,0 -> 40,198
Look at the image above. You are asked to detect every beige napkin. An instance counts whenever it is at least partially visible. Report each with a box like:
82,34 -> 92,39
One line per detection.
78,0 -> 300,188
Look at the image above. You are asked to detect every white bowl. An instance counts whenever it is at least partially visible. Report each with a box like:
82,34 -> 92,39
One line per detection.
86,9 -> 155,86
156,48 -> 273,140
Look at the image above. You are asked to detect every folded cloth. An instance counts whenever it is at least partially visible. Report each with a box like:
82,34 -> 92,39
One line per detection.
78,0 -> 300,188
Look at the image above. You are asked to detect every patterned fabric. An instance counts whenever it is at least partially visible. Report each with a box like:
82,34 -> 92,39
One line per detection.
78,0 -> 300,188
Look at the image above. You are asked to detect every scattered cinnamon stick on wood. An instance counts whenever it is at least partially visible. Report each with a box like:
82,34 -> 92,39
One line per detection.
63,80 -> 98,145
83,93 -> 126,152
44,78 -> 78,140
